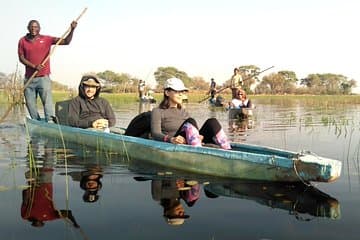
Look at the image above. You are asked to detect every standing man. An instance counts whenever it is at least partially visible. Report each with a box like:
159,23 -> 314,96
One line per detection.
230,68 -> 243,98
18,20 -> 77,122
138,79 -> 145,99
209,78 -> 217,102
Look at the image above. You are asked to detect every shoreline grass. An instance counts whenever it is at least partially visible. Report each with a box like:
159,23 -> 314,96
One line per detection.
1,90 -> 360,105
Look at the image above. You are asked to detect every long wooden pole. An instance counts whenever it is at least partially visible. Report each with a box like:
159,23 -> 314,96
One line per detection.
0,7 -> 88,123
198,66 -> 274,103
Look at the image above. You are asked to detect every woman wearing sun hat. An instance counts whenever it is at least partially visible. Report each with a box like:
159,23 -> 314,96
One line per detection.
151,77 -> 231,149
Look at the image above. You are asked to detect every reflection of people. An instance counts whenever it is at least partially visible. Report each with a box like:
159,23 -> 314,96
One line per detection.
18,20 -> 77,122
151,178 -> 200,226
230,68 -> 243,98
80,168 -> 103,203
228,118 -> 253,139
229,88 -> 252,108
151,77 -> 231,149
21,140 -> 79,228
68,75 -> 116,131
138,80 -> 145,99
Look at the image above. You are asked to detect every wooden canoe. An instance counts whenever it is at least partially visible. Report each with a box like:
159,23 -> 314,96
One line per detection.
25,117 -> 342,183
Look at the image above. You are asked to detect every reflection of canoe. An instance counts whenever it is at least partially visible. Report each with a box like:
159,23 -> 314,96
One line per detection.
204,181 -> 340,220
228,107 -> 254,119
26,117 -> 341,183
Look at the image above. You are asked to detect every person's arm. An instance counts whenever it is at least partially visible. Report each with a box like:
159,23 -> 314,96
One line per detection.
103,99 -> 116,127
230,76 -> 234,88
18,54 -> 37,70
68,98 -> 93,128
18,39 -> 43,71
151,108 -> 167,141
54,21 -> 77,45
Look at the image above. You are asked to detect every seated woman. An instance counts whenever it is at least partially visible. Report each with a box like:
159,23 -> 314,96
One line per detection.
151,77 -> 231,149
68,75 -> 116,131
229,88 -> 252,109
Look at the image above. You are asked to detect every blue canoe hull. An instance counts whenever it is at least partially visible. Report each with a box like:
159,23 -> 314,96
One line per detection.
25,117 -> 342,182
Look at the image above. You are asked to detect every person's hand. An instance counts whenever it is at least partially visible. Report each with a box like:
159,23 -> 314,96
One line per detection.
70,21 -> 77,29
199,135 -> 204,142
34,64 -> 44,71
92,119 -> 108,129
170,135 -> 186,144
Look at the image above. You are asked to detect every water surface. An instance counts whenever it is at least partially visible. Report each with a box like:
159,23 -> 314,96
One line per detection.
0,98 -> 359,240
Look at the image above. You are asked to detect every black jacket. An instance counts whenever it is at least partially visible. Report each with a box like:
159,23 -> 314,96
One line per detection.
68,77 -> 116,128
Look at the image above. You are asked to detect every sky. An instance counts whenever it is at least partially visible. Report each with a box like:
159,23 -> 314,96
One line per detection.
2,0 -> 360,92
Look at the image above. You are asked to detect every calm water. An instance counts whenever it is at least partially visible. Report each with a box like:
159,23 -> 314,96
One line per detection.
1,98 -> 360,240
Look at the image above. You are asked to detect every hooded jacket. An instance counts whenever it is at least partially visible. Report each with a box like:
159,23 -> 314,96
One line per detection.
68,76 -> 116,128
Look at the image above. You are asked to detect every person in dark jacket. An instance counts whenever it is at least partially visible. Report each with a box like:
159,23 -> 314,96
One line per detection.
68,75 -> 116,130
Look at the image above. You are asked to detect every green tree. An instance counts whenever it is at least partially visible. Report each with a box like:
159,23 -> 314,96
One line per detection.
95,70 -> 140,93
154,66 -> 192,90
254,81 -> 271,94
278,70 -> 298,94
96,70 -> 130,84
340,79 -> 357,94
192,76 -> 209,91
278,71 -> 298,84
300,73 -> 353,94
260,73 -> 285,94
255,71 -> 297,94
237,65 -> 260,92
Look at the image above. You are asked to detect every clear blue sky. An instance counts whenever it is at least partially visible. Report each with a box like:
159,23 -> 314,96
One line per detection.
2,0 -> 359,91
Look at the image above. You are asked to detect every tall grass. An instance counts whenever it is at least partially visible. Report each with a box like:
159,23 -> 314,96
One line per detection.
1,90 -> 359,105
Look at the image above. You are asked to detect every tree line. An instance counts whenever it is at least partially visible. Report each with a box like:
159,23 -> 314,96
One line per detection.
93,65 -> 357,95
0,65 -> 357,95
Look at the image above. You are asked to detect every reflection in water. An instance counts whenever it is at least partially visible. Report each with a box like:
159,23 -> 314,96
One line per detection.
79,168 -> 103,203
134,176 -> 200,226
133,173 -> 340,227
21,139 -> 80,228
1,98 -> 358,239
228,118 -> 254,142
204,181 -> 341,220
67,166 -> 104,203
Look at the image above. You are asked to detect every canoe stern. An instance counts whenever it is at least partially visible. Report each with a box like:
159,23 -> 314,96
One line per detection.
296,154 -> 342,182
